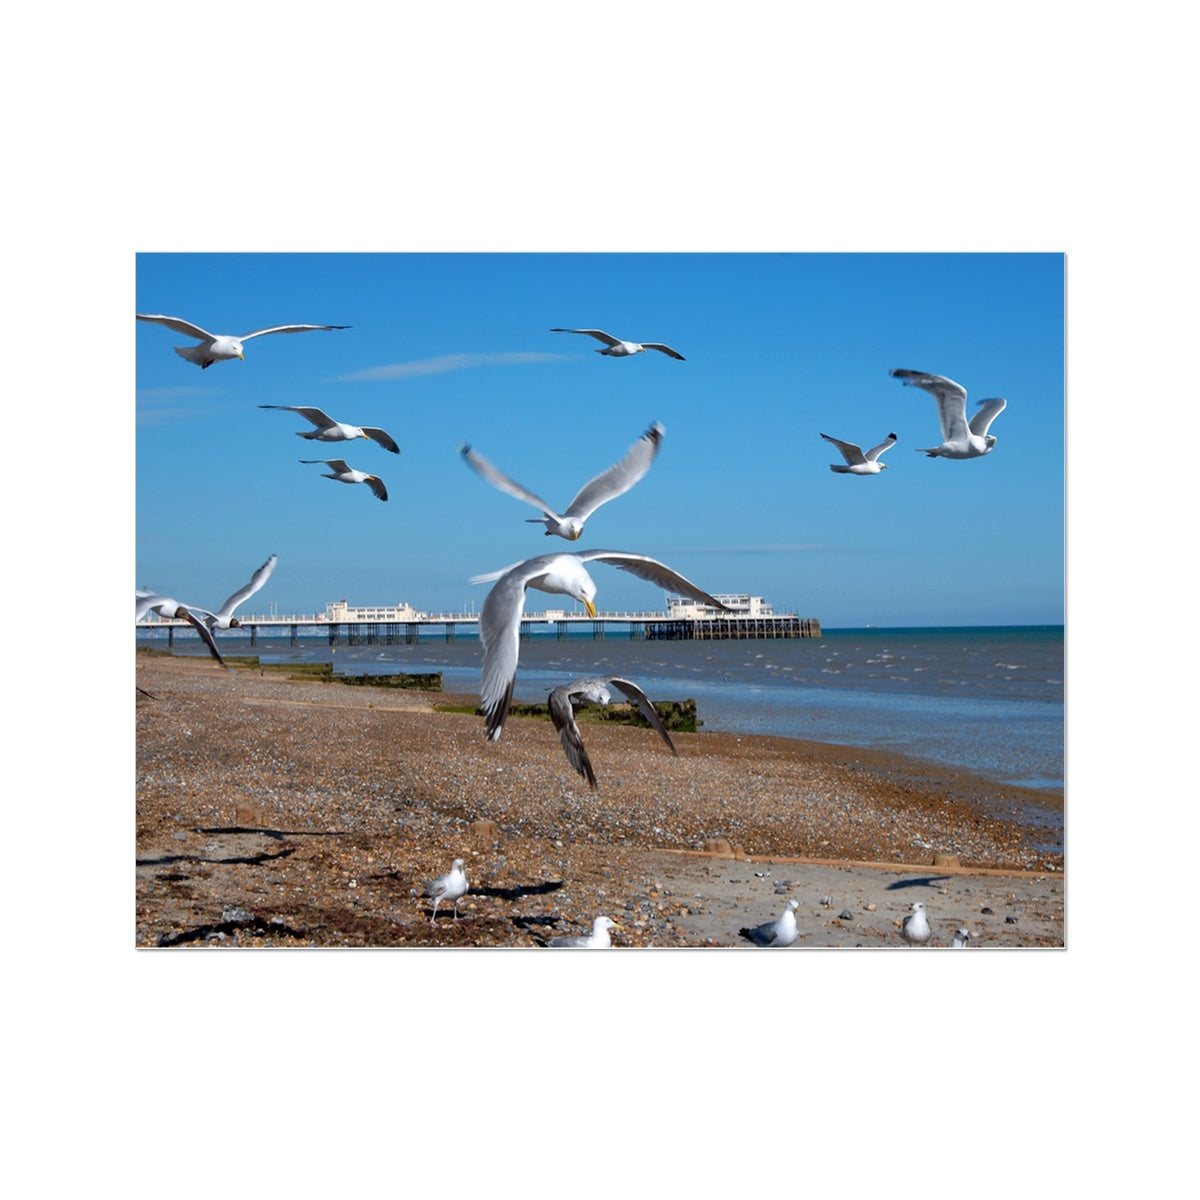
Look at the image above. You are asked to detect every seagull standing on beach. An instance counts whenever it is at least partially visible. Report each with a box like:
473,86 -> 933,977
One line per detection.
473,551 -> 730,743
548,675 -> 677,788
899,901 -> 933,945
260,406 -> 400,454
739,899 -> 800,947
190,554 -> 278,632
423,858 -> 468,924
890,368 -> 1007,459
544,916 -> 618,948
550,327 -> 685,360
460,421 -> 664,540
951,927 -> 971,948
135,590 -> 225,666
820,431 -> 897,475
301,459 -> 388,501
136,313 -> 350,369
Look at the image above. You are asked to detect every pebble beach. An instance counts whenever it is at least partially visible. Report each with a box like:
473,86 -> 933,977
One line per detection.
135,652 -> 1065,949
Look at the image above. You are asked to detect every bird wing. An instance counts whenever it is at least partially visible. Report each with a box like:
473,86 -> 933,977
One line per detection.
563,422 -> 665,521
136,313 -> 217,341
606,677 -> 677,755
739,921 -> 778,947
135,590 -> 166,621
550,327 -> 620,348
640,342 -> 685,361
460,444 -> 559,518
365,475 -> 388,501
362,427 -> 400,454
214,554 -> 278,621
577,551 -> 732,610
260,405 -> 338,431
820,432 -> 865,465
302,459 -> 352,471
890,369 -> 970,443
479,561 -> 552,740
178,607 -> 226,666
863,432 -> 898,462
238,324 -> 350,340
549,685 -> 597,785
968,398 -> 1007,437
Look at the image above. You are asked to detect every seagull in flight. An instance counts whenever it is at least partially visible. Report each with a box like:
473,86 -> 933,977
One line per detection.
820,431 -> 897,475
739,900 -> 800,947
135,590 -> 225,666
472,551 -> 730,742
136,313 -> 350,368
890,368 -> 1007,459
301,459 -> 388,501
543,916 -> 618,948
548,675 -> 677,788
460,421 -> 664,540
550,327 -> 685,360
189,555 -> 278,632
423,858 -> 468,924
260,406 -> 400,454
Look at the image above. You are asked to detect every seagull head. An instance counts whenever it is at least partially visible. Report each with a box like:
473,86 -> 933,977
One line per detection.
227,618 -> 242,629
575,577 -> 598,618
564,520 -> 584,541
985,435 -> 998,450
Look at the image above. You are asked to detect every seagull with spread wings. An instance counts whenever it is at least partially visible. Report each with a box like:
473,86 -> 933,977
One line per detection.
550,327 -> 685,360
300,459 -> 388,501
548,675 -> 677,787
473,551 -> 729,743
820,431 -> 897,475
890,368 -> 1007,459
260,406 -> 400,454
460,421 -> 663,540
136,313 -> 349,368
190,555 -> 278,632
135,590 -> 226,666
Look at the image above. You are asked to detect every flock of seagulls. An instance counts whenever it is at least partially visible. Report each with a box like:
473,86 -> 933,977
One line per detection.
138,306 -> 1008,947
821,368 -> 1007,476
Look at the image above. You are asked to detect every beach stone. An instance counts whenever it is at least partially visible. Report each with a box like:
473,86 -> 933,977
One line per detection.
838,909 -> 854,921
469,819 -> 501,843
703,838 -> 735,857
172,831 -> 187,842
932,853 -> 960,869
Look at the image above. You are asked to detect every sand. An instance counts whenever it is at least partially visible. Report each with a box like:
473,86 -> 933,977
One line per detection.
135,652 -> 1065,949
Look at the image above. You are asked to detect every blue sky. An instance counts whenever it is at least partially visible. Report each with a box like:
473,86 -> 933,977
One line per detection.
136,252 -> 1062,628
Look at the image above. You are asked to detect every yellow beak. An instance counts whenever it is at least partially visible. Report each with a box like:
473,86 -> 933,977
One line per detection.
236,351 -> 244,360
584,599 -> 597,618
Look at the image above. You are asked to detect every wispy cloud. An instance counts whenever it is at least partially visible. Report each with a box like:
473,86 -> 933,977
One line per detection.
658,544 -> 828,555
136,386 -> 227,426
332,352 -> 567,382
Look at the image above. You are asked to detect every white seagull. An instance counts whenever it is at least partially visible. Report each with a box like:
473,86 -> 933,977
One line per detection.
423,858 -> 468,924
189,554 -> 278,632
136,313 -> 350,369
951,927 -> 971,948
890,368 -> 1007,459
739,899 -> 800,947
899,901 -> 933,946
473,551 -> 730,743
260,406 -> 400,454
300,459 -> 388,501
550,327 -> 685,360
135,590 -> 225,666
548,675 -> 677,788
820,431 -> 897,475
460,421 -> 664,540
544,916 -> 618,948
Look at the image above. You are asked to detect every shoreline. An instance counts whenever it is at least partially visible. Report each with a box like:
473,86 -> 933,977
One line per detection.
135,654 -> 1065,948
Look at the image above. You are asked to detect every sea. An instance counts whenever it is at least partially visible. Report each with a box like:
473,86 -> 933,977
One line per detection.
140,624 -> 1065,799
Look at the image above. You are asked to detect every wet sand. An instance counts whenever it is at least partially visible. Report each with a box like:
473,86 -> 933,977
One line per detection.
135,653 -> 1065,948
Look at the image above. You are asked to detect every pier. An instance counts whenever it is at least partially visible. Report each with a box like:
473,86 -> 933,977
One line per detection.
136,608 -> 821,646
